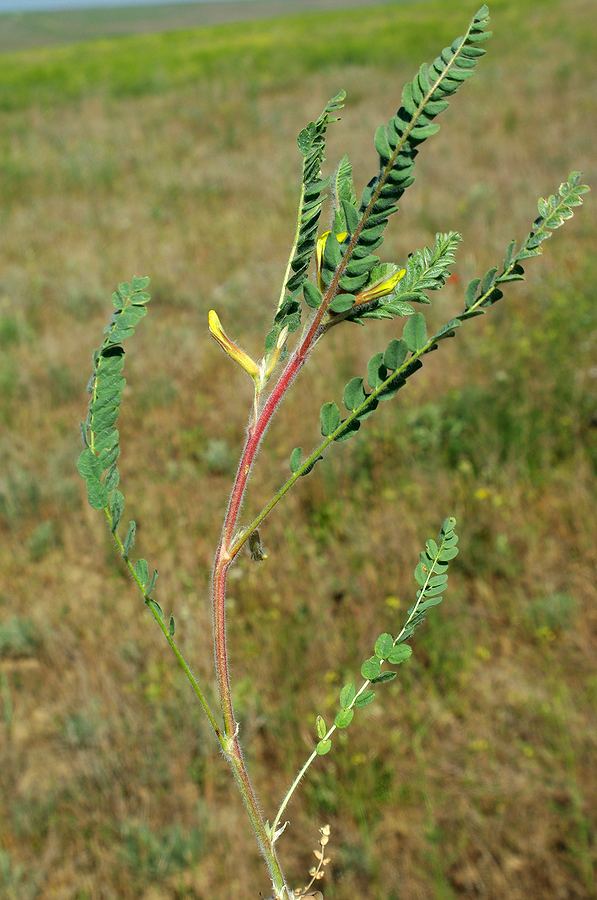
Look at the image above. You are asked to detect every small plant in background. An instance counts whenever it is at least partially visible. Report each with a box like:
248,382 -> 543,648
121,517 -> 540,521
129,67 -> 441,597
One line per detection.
77,6 -> 587,896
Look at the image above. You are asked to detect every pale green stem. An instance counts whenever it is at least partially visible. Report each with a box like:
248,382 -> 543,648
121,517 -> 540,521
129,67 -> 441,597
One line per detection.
103,507 -> 224,747
271,531 -> 450,836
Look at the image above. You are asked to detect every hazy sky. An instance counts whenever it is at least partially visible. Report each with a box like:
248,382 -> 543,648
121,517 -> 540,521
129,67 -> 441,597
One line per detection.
0,0 -> 249,11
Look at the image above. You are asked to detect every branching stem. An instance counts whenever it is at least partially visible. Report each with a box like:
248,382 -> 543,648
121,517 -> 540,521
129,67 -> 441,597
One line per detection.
210,295 -> 333,897
227,274 -> 499,562
207,244 -> 514,893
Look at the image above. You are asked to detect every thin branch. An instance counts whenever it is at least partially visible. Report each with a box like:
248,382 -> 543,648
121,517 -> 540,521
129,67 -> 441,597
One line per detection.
271,528 -> 451,835
103,507 -> 224,746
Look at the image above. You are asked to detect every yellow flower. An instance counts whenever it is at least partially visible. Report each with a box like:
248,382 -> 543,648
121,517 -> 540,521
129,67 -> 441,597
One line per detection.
315,230 -> 406,303
208,310 -> 260,380
316,230 -> 348,289
354,265 -> 406,304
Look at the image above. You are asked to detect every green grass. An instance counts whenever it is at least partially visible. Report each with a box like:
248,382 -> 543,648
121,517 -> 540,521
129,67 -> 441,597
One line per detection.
0,0 -> 394,54
0,0 -> 563,111
0,616 -> 40,658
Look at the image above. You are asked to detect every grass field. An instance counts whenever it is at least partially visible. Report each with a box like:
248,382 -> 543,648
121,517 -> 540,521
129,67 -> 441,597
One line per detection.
0,0 -> 595,897
0,0 -> 394,53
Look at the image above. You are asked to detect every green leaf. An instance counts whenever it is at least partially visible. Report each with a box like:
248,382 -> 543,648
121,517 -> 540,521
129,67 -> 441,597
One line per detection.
428,573 -> 448,587
339,271 -> 368,292
417,597 -> 443,613
342,198 -> 359,233
146,598 -> 163,620
374,633 -> 394,660
275,91 -> 346,326
414,561 -> 430,586
367,352 -> 387,389
131,275 -> 150,291
343,377 -> 366,411
388,644 -> 413,665
303,281 -> 323,309
439,546 -> 459,561
316,715 -> 327,739
86,480 -> 108,511
382,300 -> 416,318
320,401 -> 341,436
168,615 -> 175,637
465,277 -> 481,308
391,233 -> 461,309
80,280 -> 151,513
76,447 -> 100,481
134,559 -> 149,591
434,318 -> 461,341
339,682 -> 356,709
374,124 -> 392,160
480,266 -> 498,295
297,124 -> 315,155
329,293 -> 354,313
290,447 -> 302,474
109,489 -> 125,532
123,520 -> 136,557
410,123 -> 440,141
426,538 -> 439,557
334,153 -> 356,203
354,690 -> 375,709
403,313 -> 428,351
361,656 -> 382,680
77,449 -> 108,510
371,671 -> 397,684
333,155 -> 358,233
354,12 -> 490,262
104,467 -> 120,496
316,739 -> 332,756
146,569 -> 158,597
383,339 -> 408,371
335,709 -> 354,729
323,231 -> 342,270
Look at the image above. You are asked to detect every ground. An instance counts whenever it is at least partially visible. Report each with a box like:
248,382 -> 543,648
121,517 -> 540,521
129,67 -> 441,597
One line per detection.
0,0 -> 595,897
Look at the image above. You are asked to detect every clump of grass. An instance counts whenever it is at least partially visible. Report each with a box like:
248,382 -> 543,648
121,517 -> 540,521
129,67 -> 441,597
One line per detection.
61,708 -> 100,749
119,818 -> 205,883
525,592 -> 577,636
27,521 -> 59,562
0,462 -> 41,525
0,850 -> 37,900
0,617 -> 40,659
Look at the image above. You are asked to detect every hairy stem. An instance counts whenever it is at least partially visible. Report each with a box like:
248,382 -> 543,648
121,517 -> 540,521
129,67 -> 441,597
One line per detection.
225,731 -> 289,898
211,305 -> 330,895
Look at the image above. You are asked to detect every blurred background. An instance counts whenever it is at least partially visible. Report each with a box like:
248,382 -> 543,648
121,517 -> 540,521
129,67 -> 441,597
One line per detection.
0,0 -> 595,897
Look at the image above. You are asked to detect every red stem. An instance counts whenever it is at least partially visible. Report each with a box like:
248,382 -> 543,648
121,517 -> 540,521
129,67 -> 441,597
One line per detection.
209,279 -> 342,900
212,311 -> 322,735
209,312 -> 328,897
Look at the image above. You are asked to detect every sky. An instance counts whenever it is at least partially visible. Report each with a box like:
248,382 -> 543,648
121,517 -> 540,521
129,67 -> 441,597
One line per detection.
0,0 -> 248,12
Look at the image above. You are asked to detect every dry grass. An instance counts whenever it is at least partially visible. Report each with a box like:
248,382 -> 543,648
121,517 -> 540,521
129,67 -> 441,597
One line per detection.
0,1 -> 595,897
